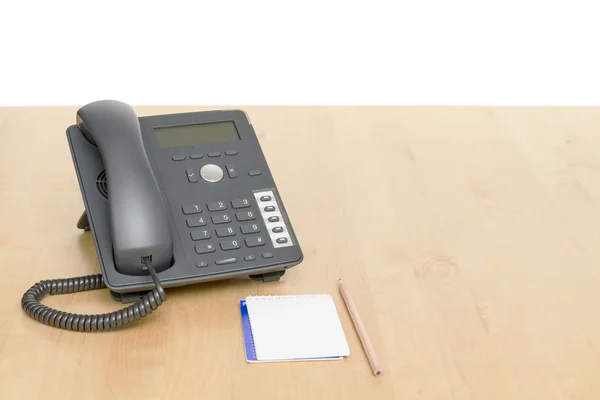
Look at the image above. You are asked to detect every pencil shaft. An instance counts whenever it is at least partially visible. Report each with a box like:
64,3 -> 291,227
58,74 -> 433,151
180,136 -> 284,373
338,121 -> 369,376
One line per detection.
339,280 -> 382,376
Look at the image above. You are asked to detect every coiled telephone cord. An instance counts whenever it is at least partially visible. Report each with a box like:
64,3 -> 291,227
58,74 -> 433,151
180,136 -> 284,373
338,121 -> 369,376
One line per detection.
21,258 -> 166,332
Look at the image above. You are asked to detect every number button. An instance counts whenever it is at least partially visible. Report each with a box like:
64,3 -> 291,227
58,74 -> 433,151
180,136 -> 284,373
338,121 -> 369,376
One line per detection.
231,198 -> 251,209
245,236 -> 265,247
182,204 -> 202,215
236,211 -> 255,221
186,217 -> 207,227
191,230 -> 211,240
220,240 -> 241,251
240,223 -> 260,234
212,213 -> 231,224
207,201 -> 227,211
216,226 -> 236,237
195,243 -> 216,254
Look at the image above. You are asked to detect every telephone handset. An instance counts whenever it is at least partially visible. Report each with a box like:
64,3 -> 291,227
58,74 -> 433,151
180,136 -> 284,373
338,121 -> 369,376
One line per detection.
21,100 -> 303,332
76,100 -> 173,274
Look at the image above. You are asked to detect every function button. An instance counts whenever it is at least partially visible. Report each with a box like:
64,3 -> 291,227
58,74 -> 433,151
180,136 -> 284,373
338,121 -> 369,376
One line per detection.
195,243 -> 216,254
262,252 -> 274,259
207,201 -> 227,211
186,216 -> 207,227
231,198 -> 251,209
196,261 -> 208,268
190,153 -> 203,159
260,195 -> 272,202
225,150 -> 238,156
215,257 -> 237,265
272,226 -> 284,233
191,230 -> 211,240
276,237 -> 288,244
226,164 -> 237,179
264,206 -> 276,212
244,255 -> 256,261
186,169 -> 198,183
172,155 -> 186,161
268,216 -> 280,223
248,170 -> 262,176
182,204 -> 202,215
240,223 -> 260,234
236,210 -> 256,221
245,236 -> 266,247
216,226 -> 236,237
208,152 -> 221,158
200,164 -> 224,183
220,240 -> 241,251
211,213 -> 231,224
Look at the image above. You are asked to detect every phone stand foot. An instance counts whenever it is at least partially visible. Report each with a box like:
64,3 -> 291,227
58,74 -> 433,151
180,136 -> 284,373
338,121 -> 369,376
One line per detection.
110,290 -> 150,303
249,270 -> 286,282
77,210 -> 91,231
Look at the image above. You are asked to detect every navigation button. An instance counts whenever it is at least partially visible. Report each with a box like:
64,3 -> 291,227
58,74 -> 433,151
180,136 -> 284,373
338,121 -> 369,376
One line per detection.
200,164 -> 224,183
190,153 -> 203,159
195,243 -> 216,254
248,170 -> 262,176
172,155 -> 186,161
225,150 -> 238,156
208,152 -> 221,158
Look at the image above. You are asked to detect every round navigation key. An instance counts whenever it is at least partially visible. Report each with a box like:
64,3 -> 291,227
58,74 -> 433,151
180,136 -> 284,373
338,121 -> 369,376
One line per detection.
200,164 -> 224,182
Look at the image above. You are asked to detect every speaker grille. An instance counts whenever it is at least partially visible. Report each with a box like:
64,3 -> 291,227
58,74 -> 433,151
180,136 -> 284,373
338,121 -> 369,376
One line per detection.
96,170 -> 108,199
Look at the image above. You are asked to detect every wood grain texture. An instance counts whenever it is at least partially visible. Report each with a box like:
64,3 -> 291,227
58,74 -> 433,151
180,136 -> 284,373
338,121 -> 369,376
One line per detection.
1,106 -> 600,399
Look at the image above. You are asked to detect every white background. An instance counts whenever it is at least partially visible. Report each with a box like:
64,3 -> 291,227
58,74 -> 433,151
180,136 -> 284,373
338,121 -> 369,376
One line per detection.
0,0 -> 598,105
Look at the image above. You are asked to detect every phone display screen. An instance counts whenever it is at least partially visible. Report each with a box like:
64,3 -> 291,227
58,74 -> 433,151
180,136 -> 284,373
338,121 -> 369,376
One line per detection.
155,121 -> 240,148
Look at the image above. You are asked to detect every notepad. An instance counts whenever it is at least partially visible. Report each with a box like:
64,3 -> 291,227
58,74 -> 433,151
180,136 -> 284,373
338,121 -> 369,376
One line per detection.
240,295 -> 351,362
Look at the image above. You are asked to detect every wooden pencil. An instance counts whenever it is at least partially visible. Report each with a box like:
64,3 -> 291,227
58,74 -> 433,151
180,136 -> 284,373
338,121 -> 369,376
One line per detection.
338,279 -> 382,376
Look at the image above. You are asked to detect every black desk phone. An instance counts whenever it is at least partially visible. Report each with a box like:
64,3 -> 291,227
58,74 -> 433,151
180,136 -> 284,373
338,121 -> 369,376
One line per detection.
21,100 -> 303,332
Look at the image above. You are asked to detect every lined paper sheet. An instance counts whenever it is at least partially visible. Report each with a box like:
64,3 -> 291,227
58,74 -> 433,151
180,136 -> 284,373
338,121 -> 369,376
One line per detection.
245,295 -> 350,361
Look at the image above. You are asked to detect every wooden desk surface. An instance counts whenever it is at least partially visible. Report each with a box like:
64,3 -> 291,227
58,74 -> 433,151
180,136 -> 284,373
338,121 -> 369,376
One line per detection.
1,106 -> 600,399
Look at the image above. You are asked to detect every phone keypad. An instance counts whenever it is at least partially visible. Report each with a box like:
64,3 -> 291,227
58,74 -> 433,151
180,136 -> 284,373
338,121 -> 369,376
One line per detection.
182,190 -> 293,267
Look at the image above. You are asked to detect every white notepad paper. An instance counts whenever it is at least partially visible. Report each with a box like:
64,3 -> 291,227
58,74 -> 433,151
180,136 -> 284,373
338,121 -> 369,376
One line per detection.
244,295 -> 351,362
